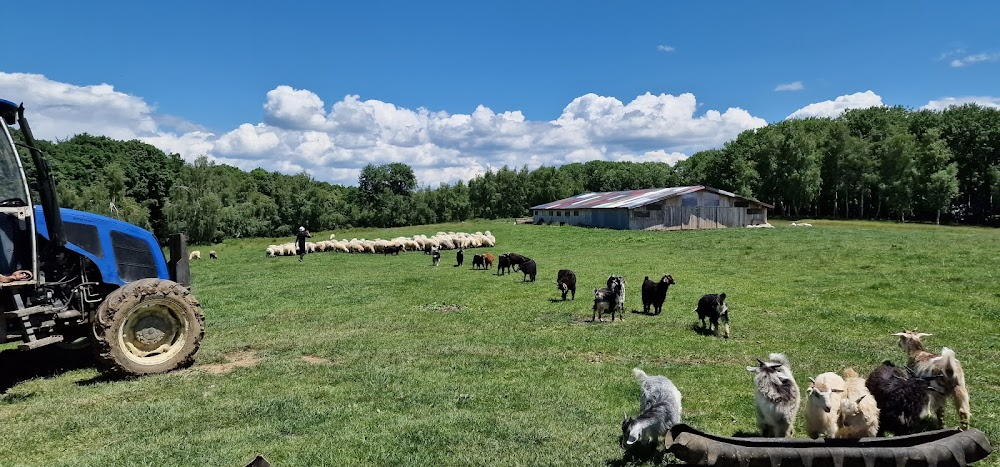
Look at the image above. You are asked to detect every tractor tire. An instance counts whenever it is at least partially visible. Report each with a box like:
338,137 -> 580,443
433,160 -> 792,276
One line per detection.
92,278 -> 205,376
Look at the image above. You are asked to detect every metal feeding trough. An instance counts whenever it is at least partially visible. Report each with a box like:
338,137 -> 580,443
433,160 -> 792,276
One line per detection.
666,424 -> 993,466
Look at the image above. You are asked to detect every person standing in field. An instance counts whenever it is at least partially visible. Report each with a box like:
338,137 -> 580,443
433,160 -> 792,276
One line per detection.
296,226 -> 312,262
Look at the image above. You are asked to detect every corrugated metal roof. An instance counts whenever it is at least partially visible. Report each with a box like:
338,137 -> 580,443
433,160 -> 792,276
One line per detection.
530,186 -> 773,210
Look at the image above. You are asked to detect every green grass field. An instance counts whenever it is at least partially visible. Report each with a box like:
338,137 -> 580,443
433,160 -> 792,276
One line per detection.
1,220 -> 998,466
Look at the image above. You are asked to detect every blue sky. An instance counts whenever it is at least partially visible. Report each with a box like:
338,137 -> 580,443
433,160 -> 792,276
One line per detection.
2,1 -> 999,186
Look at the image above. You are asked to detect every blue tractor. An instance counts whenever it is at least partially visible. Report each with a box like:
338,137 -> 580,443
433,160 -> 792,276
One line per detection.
0,98 -> 204,375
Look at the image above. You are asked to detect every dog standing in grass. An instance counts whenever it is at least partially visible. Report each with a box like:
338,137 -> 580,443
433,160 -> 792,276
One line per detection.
431,246 -> 441,266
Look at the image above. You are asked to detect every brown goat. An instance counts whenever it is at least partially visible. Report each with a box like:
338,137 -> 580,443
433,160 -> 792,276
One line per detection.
894,330 -> 970,430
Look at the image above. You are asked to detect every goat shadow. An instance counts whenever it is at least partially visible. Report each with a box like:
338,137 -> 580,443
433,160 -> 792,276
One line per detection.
548,297 -> 577,303
630,309 -> 658,316
0,346 -> 97,393
689,323 -> 719,337
606,441 -> 682,466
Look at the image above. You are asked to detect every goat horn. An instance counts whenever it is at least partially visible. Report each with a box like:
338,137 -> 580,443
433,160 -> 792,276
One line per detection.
756,358 -> 766,366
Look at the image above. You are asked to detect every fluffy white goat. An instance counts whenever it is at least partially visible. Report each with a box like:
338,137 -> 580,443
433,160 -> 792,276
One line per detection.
837,368 -> 879,438
805,372 -> 846,439
622,368 -> 682,450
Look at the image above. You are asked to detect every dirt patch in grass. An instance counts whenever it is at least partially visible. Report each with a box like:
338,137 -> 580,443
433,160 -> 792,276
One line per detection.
197,351 -> 260,375
300,355 -> 336,365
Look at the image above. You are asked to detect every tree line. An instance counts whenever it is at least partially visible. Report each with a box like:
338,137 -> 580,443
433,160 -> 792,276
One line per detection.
13,103 -> 999,244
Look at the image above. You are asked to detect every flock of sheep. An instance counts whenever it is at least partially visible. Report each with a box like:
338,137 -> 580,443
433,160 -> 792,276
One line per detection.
264,231 -> 497,257
623,330 -> 971,452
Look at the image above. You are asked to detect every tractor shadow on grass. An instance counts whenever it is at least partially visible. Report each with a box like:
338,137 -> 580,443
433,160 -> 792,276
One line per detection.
0,346 -> 96,393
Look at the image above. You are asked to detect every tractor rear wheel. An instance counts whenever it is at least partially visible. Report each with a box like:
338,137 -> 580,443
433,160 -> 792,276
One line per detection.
93,278 -> 204,376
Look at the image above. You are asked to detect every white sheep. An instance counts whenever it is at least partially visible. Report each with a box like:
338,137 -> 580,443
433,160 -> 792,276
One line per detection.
189,250 -> 202,261
790,222 -> 813,227
747,353 -> 800,437
805,372 -> 846,439
265,246 -> 277,258
329,233 -> 336,240
837,368 -> 879,439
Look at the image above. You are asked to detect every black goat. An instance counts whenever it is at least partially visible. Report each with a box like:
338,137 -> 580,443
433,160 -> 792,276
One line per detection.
866,361 -> 942,436
520,259 -> 537,282
497,254 -> 511,275
695,293 -> 729,338
383,245 -> 402,256
556,269 -> 576,300
472,254 -> 485,270
506,253 -> 530,271
593,276 -> 625,322
455,249 -> 464,267
641,274 -> 675,315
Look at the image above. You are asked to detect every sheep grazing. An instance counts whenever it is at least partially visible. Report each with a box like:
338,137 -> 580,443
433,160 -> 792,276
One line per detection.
694,293 -> 729,338
497,254 -> 511,275
866,360 -> 941,436
804,372 -> 846,439
837,368 -> 880,439
641,274 -> 675,315
431,246 -> 441,266
265,246 -> 277,258
894,330 -> 970,430
483,253 -> 495,270
383,245 -> 401,256
455,249 -> 464,267
593,276 -> 625,322
747,353 -> 800,437
622,368 -> 682,451
520,259 -> 537,282
556,269 -> 576,301
209,251 -> 218,260
790,222 -> 813,227
472,254 -> 485,269
189,250 -> 201,261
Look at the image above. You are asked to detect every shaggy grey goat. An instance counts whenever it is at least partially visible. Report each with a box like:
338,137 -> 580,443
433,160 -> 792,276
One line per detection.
621,368 -> 682,450
747,353 -> 801,437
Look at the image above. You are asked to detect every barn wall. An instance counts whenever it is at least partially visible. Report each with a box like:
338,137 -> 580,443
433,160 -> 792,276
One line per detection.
631,206 -> 770,230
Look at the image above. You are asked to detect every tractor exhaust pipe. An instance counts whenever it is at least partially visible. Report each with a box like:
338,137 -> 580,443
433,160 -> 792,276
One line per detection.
16,104 -> 66,248
168,233 -> 191,287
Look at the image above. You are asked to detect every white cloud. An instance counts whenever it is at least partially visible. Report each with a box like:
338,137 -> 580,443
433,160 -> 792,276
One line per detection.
786,90 -> 884,119
657,45 -> 676,53
1,72 -> 771,186
774,81 -> 804,92
948,52 -> 1000,68
922,96 -> 1000,111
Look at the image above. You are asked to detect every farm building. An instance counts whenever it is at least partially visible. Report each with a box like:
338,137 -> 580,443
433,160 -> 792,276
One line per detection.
530,186 -> 772,230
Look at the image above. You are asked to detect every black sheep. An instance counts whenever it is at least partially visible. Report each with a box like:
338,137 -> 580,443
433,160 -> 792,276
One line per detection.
641,274 -> 675,315
520,259 -> 537,282
866,361 -> 942,436
694,293 -> 729,338
556,269 -> 576,300
383,245 -> 401,256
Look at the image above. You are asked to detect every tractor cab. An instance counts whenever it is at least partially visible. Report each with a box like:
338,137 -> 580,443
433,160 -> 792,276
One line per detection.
0,98 -> 38,287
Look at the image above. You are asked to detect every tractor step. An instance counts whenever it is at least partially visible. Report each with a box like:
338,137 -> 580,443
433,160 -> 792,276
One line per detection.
18,335 -> 63,350
4,305 -> 61,319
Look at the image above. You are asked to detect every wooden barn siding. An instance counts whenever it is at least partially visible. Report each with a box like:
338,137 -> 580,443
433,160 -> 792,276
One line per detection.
630,207 -> 767,230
